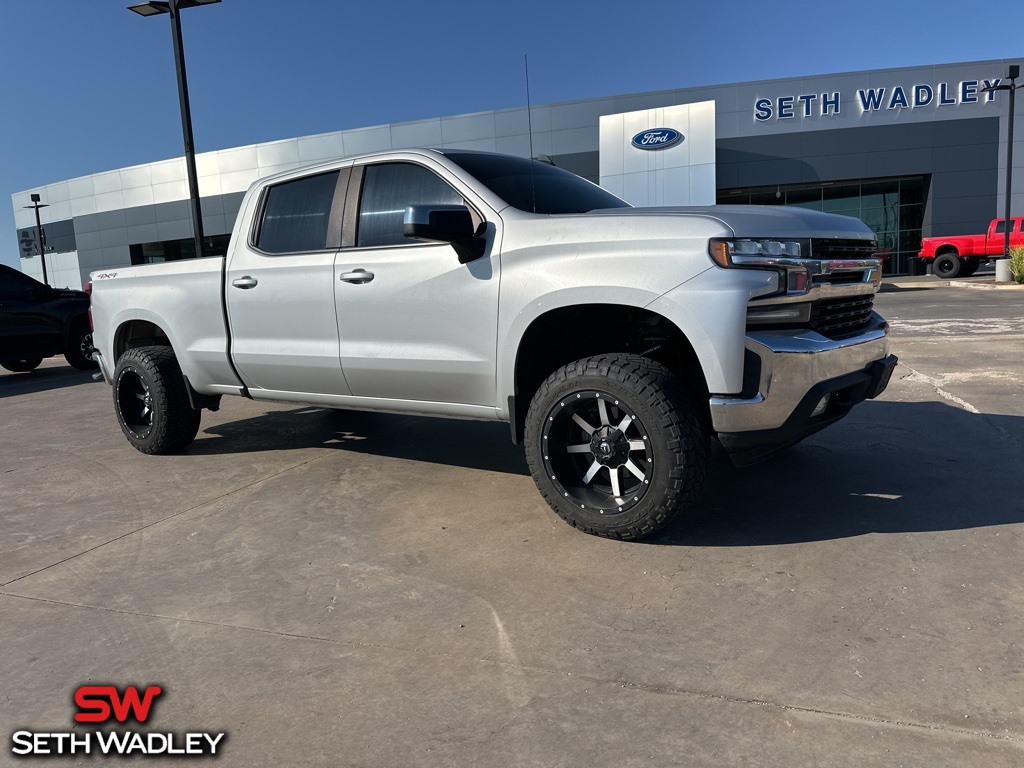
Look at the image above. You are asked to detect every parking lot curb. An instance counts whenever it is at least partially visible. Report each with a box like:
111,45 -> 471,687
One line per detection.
944,280 -> 1024,290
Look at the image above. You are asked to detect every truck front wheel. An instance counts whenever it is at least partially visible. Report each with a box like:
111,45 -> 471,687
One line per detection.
113,345 -> 201,454
524,354 -> 708,540
933,252 -> 962,278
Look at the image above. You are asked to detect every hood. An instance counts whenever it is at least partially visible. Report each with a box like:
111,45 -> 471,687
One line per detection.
586,205 -> 876,241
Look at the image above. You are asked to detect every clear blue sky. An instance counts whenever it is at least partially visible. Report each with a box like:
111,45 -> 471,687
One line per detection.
1,0 -> 1021,269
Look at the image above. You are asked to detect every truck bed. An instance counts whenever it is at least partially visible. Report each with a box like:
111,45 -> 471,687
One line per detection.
90,257 -> 243,395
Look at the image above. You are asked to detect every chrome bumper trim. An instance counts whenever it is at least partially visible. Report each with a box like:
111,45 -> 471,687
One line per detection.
709,313 -> 891,434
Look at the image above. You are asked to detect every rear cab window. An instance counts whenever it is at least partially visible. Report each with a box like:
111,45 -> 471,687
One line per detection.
254,171 -> 341,254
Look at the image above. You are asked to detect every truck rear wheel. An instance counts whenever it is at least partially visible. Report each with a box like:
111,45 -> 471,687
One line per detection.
524,354 -> 708,540
933,252 -> 962,278
113,345 -> 201,454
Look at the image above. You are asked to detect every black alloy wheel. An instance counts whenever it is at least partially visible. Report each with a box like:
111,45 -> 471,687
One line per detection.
542,390 -> 653,515
525,354 -> 708,540
116,364 -> 155,440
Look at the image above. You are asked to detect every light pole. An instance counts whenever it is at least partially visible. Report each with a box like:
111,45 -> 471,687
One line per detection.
127,0 -> 221,260
23,193 -> 49,286
981,63 -> 1020,263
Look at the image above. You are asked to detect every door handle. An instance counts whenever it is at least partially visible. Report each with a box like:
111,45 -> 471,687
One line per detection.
339,269 -> 374,284
232,276 -> 258,289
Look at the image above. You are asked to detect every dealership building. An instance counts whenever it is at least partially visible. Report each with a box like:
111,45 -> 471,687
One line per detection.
11,57 -> 1022,289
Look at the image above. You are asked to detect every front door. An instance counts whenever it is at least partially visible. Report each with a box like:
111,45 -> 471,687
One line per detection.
334,161 -> 500,407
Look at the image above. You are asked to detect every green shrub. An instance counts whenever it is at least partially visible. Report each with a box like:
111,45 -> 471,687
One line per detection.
1011,245 -> 1024,285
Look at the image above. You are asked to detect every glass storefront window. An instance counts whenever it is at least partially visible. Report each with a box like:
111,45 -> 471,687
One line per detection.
784,188 -> 823,210
899,177 -> 925,205
860,181 -> 899,210
822,184 -> 860,209
898,230 -> 922,254
899,204 -> 923,231
749,191 -> 783,205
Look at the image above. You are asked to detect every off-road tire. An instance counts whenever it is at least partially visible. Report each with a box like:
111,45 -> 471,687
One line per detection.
933,252 -> 962,279
64,320 -> 98,370
1,358 -> 43,373
113,345 -> 201,454
524,354 -> 708,540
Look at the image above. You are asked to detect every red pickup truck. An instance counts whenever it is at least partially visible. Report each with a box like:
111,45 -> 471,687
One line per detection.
918,217 -> 1024,278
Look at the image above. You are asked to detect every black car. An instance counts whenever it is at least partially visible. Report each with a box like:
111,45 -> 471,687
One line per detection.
0,263 -> 96,373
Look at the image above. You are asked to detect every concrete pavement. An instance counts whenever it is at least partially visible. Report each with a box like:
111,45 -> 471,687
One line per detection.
2,285 -> 1023,766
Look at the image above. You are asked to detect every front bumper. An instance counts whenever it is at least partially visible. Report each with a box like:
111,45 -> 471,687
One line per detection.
709,313 -> 896,466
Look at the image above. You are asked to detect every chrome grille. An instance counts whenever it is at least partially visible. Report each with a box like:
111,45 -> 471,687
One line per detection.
809,295 -> 875,338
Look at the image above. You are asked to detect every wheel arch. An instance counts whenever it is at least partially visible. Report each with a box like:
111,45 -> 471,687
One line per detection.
935,244 -> 960,257
507,303 -> 709,443
113,318 -> 174,363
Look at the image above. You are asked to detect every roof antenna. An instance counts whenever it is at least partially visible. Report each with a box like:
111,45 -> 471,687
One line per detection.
524,53 -> 537,214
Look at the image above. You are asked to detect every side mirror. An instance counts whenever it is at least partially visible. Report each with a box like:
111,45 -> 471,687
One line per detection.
403,205 -> 477,244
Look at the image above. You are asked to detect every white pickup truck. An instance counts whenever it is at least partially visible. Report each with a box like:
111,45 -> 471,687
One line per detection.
90,149 -> 896,539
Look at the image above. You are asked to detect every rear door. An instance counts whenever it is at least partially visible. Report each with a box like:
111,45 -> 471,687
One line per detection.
333,159 -> 501,406
226,168 -> 352,395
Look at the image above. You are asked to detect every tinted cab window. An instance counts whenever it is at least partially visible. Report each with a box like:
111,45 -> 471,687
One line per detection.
357,163 -> 464,248
0,266 -> 43,301
256,171 -> 340,254
443,151 -> 630,214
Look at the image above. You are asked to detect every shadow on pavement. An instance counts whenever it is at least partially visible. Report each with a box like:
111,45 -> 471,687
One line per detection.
195,406 -> 530,476
0,366 -> 99,399
193,399 -> 1023,544
655,399 -> 1023,546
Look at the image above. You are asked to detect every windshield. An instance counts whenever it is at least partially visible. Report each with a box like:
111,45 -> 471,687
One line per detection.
443,152 -> 631,214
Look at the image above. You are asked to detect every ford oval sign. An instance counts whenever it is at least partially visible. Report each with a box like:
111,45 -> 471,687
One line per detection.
631,128 -> 683,150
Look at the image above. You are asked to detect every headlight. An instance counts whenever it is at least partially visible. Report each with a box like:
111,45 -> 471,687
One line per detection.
708,238 -> 810,268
